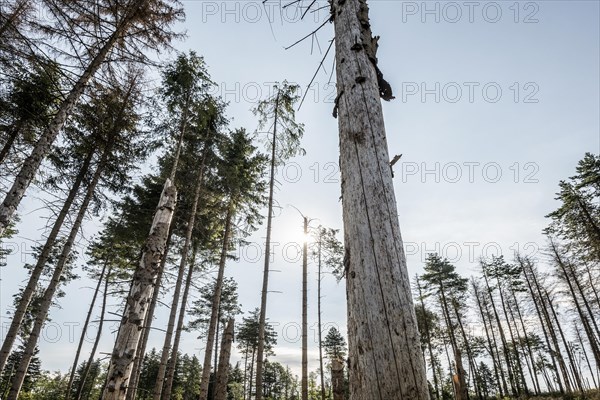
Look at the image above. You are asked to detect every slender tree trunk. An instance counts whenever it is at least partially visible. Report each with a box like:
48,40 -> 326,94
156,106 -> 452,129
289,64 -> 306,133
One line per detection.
453,300 -> 482,399
575,325 -> 598,389
0,1 -> 146,235
482,270 -> 517,396
520,259 -> 564,394
472,281 -> 504,398
102,179 -> 177,400
544,288 -> 584,393
242,344 -> 249,400
495,281 -> 528,395
248,346 -> 256,400
317,237 -> 326,400
509,286 -> 541,395
214,318 -> 235,400
417,277 -> 441,400
301,217 -> 308,400
332,359 -> 345,400
0,118 -> 24,166
528,264 -> 572,393
439,289 -> 468,400
199,206 -> 234,400
66,257 -> 109,399
161,246 -> 198,400
0,147 -> 94,374
332,0 -> 429,397
76,267 -> 112,400
7,150 -> 108,399
153,161 -> 205,400
255,91 -> 279,400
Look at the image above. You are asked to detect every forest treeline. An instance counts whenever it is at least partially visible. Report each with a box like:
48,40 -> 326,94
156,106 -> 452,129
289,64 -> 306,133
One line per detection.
0,0 -> 599,400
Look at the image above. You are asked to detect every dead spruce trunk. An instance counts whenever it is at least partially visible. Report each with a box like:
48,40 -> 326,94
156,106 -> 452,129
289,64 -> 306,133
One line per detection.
214,318 -> 235,400
317,237 -> 326,400
332,0 -> 429,398
0,147 -> 94,374
255,91 -> 279,400
332,358 -> 345,400
302,216 -> 308,400
102,180 -> 177,400
153,162 -> 205,400
126,224 -> 175,400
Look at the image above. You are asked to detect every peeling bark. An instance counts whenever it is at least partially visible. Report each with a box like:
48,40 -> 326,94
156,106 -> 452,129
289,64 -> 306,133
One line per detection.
332,0 -> 429,398
102,179 -> 177,400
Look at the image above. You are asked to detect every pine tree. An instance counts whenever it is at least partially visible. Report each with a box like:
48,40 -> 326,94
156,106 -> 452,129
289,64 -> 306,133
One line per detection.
198,127 -> 268,400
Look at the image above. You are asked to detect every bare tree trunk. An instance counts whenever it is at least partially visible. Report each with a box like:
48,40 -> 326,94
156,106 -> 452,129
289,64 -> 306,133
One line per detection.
472,280 -> 504,398
332,0 -> 429,398
0,148 -> 93,374
102,179 -> 177,400
301,217 -> 308,400
575,325 -> 598,389
248,346 -> 256,399
242,344 -> 249,400
7,150 -> 108,399
127,135 -> 184,400
199,206 -> 234,400
66,257 -> 109,399
0,118 -> 24,166
126,225 -> 175,400
153,162 -> 205,400
544,288 -> 584,393
417,277 -> 441,400
496,280 -> 528,395
161,245 -> 198,400
438,289 -> 468,400
453,300 -> 481,399
482,270 -> 517,396
214,318 -> 235,400
520,259 -> 564,394
317,236 -> 326,400
255,91 -> 279,400
76,266 -> 112,400
0,0 -> 146,235
332,359 -> 345,400
509,285 -> 541,394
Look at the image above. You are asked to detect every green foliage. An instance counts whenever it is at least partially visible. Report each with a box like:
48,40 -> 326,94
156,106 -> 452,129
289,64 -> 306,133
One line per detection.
253,81 -> 305,164
545,153 -> 600,262
188,277 -> 242,337
322,327 -> 347,361
312,226 -> 344,281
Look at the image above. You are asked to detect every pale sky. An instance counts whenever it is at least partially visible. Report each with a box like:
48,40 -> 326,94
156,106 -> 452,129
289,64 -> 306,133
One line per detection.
1,0 -> 599,379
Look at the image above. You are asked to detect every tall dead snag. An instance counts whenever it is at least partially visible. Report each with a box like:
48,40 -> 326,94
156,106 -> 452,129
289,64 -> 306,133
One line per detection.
214,318 -> 235,400
102,179 -> 177,400
332,358 -> 345,400
302,217 -> 308,400
331,0 -> 429,398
